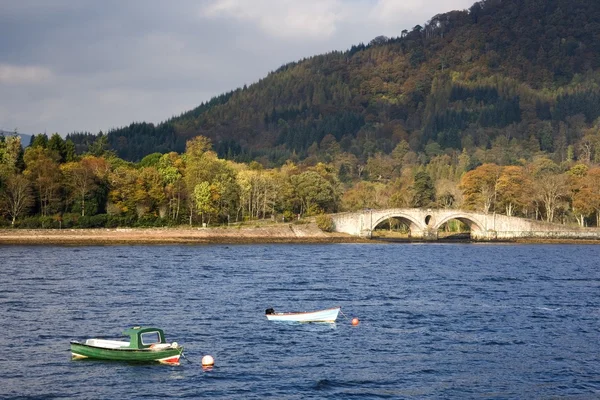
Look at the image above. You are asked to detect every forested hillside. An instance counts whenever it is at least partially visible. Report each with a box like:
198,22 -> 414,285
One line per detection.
68,0 -> 600,166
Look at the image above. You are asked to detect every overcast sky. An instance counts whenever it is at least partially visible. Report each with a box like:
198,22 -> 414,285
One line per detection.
0,0 -> 474,136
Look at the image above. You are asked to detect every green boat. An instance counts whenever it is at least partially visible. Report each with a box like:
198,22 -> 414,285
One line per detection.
70,326 -> 183,365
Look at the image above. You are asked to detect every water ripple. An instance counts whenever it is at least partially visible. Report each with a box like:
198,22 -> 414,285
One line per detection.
0,243 -> 599,398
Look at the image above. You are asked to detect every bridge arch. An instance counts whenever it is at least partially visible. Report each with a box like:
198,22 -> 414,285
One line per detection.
371,212 -> 426,233
433,213 -> 485,233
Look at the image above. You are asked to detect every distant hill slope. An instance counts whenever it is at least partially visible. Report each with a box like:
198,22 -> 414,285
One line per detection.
72,0 -> 600,163
0,129 -> 32,148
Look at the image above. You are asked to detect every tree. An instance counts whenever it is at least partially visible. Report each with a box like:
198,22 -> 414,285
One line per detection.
65,139 -> 77,162
184,136 -> 217,225
108,165 -> 139,216
61,157 -> 99,216
193,181 -> 214,225
88,133 -> 110,157
0,136 -> 24,173
412,171 -> 435,207
0,173 -> 33,225
236,168 -> 277,220
496,166 -> 532,216
533,172 -> 569,223
341,181 -> 384,210
569,165 -> 599,226
157,152 -> 185,221
23,147 -> 62,216
185,136 -> 240,224
435,179 -> 461,209
585,167 -> 600,226
133,167 -> 166,218
30,134 -> 49,149
366,153 -> 394,181
459,164 -> 502,213
48,133 -> 67,162
290,170 -> 337,215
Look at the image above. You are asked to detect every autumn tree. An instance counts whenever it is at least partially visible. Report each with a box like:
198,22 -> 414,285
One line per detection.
107,165 -> 139,216
366,153 -> 395,181
528,158 -> 568,222
23,147 -> 63,216
193,181 -> 214,225
459,163 -> 502,213
184,136 -> 216,225
61,156 -> 108,216
388,170 -> 415,207
134,167 -> 167,218
185,136 -> 239,225
341,181 -> 386,210
584,167 -> 600,226
569,164 -> 598,226
496,166 -> 532,216
532,173 -> 569,223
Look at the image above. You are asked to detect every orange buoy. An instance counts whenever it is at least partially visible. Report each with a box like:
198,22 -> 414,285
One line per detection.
351,318 -> 360,326
202,355 -> 215,367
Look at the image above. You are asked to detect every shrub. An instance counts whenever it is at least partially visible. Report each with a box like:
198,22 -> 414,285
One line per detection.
15,216 -> 41,229
78,214 -> 108,228
61,213 -> 80,229
315,214 -> 334,232
283,210 -> 295,222
106,214 -> 137,228
136,215 -> 168,227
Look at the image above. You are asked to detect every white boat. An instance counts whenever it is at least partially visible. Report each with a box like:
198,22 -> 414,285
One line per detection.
265,306 -> 340,322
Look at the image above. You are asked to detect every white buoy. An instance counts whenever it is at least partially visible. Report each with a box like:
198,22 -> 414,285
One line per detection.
202,355 -> 215,367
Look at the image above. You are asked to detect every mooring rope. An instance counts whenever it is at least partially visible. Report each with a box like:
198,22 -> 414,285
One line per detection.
339,309 -> 351,321
340,308 -> 367,326
181,351 -> 193,363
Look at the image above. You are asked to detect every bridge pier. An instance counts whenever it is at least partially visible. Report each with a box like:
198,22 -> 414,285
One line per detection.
359,229 -> 372,239
411,229 -> 438,241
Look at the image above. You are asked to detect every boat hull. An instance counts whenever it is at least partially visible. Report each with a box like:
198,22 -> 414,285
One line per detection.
70,342 -> 183,365
265,307 -> 340,322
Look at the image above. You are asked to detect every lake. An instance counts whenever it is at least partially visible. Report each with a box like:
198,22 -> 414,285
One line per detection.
1,243 -> 599,399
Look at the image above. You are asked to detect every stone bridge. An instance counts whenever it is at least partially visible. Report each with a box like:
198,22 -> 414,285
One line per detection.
330,208 -> 600,241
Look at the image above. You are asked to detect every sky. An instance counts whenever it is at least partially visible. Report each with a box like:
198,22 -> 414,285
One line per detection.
0,0 -> 475,136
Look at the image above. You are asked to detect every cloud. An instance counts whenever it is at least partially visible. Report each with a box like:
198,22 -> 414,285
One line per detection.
0,64 -> 53,85
202,0 -> 343,39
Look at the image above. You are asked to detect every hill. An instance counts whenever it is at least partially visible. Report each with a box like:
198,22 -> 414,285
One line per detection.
0,129 -> 32,148
69,0 -> 600,165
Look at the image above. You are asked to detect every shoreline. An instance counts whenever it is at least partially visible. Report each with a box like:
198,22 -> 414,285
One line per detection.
0,224 -> 369,245
0,225 -> 598,245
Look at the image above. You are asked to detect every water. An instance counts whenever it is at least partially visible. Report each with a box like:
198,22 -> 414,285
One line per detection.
1,243 -> 599,399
